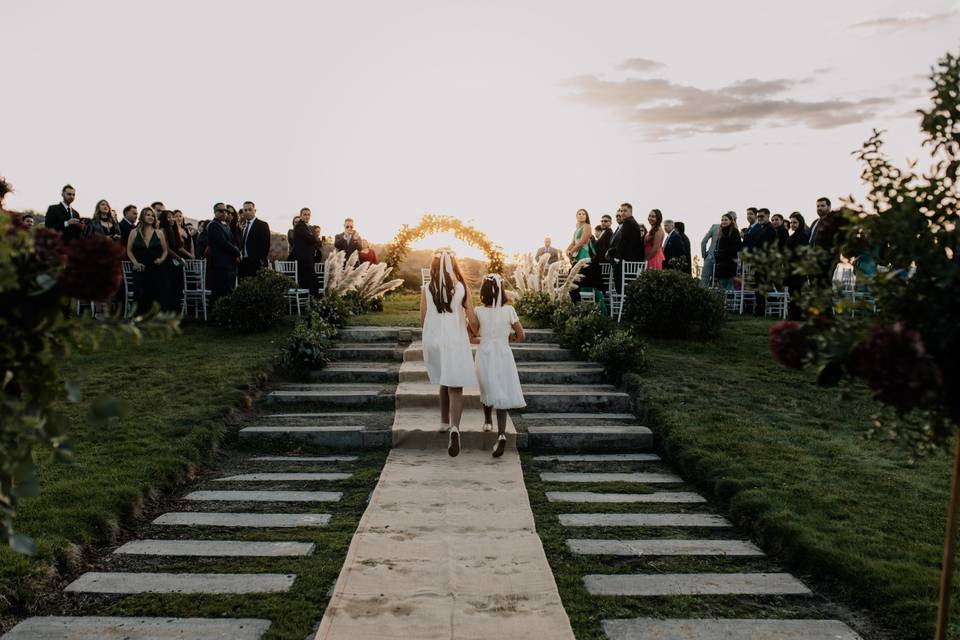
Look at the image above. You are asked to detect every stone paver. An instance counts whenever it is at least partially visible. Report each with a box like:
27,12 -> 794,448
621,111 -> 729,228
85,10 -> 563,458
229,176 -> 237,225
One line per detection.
214,473 -> 351,482
152,512 -> 331,528
521,412 -> 637,421
533,454 -> 660,462
547,491 -> 706,504
559,513 -> 730,527
584,572 -> 811,596
185,490 -> 341,502
252,456 -> 358,462
114,539 -> 315,557
2,616 -> 272,640
65,572 -> 296,595
602,618 -> 863,639
541,472 -> 683,484
568,539 -> 763,556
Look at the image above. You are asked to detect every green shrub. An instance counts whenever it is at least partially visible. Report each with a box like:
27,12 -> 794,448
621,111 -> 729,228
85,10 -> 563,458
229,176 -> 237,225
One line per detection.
552,301 -> 617,357
589,329 -> 646,382
623,269 -> 725,339
211,268 -> 288,333
514,291 -> 560,324
278,312 -> 337,376
313,290 -> 354,328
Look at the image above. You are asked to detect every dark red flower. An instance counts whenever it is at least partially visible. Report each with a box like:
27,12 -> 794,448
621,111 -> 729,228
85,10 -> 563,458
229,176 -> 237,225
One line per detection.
33,229 -> 67,269
769,320 -> 814,369
58,236 -> 125,301
848,322 -> 943,412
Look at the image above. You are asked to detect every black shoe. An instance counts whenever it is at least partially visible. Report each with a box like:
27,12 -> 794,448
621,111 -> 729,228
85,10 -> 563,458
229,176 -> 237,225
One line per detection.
448,426 -> 461,457
492,434 -> 506,458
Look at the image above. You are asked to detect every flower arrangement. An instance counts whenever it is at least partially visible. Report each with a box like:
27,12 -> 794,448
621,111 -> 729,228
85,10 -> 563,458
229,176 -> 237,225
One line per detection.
384,214 -> 506,275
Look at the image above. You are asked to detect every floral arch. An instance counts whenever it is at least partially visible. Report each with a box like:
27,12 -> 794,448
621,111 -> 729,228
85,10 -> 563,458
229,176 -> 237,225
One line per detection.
384,214 -> 506,274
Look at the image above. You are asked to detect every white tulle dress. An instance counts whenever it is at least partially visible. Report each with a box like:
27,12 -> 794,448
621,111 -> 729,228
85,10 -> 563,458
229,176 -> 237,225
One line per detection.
474,305 -> 526,410
422,282 -> 478,388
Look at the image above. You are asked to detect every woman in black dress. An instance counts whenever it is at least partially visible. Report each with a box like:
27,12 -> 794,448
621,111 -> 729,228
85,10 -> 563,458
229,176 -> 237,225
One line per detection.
714,212 -> 742,290
126,207 -> 169,314
84,199 -> 121,240
785,212 -> 810,320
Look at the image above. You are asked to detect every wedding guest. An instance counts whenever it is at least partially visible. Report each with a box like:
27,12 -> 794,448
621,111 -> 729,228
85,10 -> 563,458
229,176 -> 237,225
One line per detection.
420,250 -> 478,457
566,209 -> 592,263
605,211 -> 624,262
771,213 -> 789,250
607,203 -> 645,291
195,220 -> 209,260
644,209 -> 665,270
175,211 -> 195,258
594,214 -> 613,263
158,210 -> 186,312
675,221 -> 691,273
21,213 -> 36,229
84,199 -> 121,241
208,202 -> 241,304
741,207 -> 758,238
593,225 -> 603,241
225,204 -> 242,245
662,219 -> 685,270
119,205 -> 138,246
320,235 -> 336,262
45,184 -> 83,243
809,197 -> 845,285
151,201 -> 165,214
714,212 -> 742,290
567,209 -> 606,312
785,212 -> 810,320
359,239 -> 379,264
335,218 -> 361,258
126,206 -> 169,313
238,201 -> 271,278
292,207 -> 321,294
535,237 -> 560,264
744,208 -> 774,250
700,220 -> 721,286
286,215 -> 301,259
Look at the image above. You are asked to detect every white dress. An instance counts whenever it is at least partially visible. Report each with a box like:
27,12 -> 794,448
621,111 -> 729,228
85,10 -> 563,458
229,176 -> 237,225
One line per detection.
422,282 -> 477,388
474,305 -> 526,410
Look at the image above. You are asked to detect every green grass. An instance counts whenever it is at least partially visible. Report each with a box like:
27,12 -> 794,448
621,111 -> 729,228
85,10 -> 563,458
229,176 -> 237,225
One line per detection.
0,322 -> 288,617
619,318 -> 954,639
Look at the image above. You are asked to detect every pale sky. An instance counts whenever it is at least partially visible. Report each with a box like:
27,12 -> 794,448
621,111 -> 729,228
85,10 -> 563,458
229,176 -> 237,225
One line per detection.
2,0 -> 957,258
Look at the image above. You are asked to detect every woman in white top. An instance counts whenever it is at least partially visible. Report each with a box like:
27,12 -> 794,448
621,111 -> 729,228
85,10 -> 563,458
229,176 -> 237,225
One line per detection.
419,250 -> 478,457
473,274 -> 526,458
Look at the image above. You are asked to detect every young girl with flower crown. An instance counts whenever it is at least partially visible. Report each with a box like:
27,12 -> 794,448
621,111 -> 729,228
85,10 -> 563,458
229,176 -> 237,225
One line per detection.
473,274 -> 526,458
420,249 -> 478,457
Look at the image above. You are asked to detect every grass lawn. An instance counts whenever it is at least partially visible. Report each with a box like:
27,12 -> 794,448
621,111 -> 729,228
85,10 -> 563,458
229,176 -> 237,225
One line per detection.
623,317 -> 953,639
0,322 -> 288,619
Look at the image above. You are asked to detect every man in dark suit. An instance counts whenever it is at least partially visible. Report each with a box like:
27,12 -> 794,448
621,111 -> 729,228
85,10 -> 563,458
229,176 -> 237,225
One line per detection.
45,184 -> 83,243
292,207 -> 322,294
119,204 -> 138,248
662,219 -> 686,270
334,218 -> 362,258
747,208 -> 777,315
605,211 -> 623,262
675,221 -> 692,273
607,202 -> 645,292
810,197 -> 847,286
208,203 -> 242,304
238,200 -> 271,278
593,214 -> 614,262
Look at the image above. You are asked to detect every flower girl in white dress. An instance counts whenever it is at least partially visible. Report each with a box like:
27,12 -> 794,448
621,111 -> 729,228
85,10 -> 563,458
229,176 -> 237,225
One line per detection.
420,250 -> 478,457
473,274 -> 526,458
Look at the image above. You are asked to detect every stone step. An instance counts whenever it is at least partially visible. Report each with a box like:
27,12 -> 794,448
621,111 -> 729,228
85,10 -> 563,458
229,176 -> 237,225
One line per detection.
328,343 -> 402,362
65,572 -> 297,595
547,492 -> 706,504
520,412 -> 638,422
251,455 -> 358,462
390,408 -> 520,451
398,360 -> 606,385
336,326 -> 557,344
184,490 -> 341,502
541,472 -> 683,484
569,539 -> 762,556
583,572 -> 811,597
3,617 -> 271,640
403,342 -> 573,362
559,513 -> 730,528
526,425 -> 652,451
152,512 -> 331,528
239,426 -> 390,448
602,618 -> 863,640
394,382 -> 630,413
258,412 -> 381,424
214,472 -> 351,482
265,384 -> 394,408
534,454 -> 660,462
114,539 -> 315,557
309,363 -> 397,383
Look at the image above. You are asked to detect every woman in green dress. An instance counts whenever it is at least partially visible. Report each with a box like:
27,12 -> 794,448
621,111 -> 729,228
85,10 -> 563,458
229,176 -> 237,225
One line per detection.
566,208 -> 607,314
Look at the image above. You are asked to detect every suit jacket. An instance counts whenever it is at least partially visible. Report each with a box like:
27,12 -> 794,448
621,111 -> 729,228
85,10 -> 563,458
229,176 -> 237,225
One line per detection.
701,223 -> 720,259
608,217 -> 645,262
119,218 -> 136,248
774,225 -> 789,251
208,220 -> 241,296
663,230 -> 685,264
241,218 -> 271,266
745,222 -> 775,250
680,232 -> 692,270
335,232 -> 362,258
292,221 -> 320,263
592,228 -> 613,263
535,246 -> 560,263
45,202 -> 82,243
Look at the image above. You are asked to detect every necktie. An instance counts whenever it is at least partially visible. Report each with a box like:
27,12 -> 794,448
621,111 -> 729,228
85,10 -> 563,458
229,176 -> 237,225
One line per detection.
243,222 -> 251,257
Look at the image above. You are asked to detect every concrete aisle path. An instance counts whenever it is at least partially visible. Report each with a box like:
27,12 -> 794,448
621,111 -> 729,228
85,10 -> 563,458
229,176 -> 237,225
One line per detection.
315,352 -> 575,639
